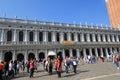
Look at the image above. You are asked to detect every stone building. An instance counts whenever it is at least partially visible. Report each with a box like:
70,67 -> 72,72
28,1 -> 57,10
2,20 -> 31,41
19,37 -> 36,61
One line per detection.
0,17 -> 120,62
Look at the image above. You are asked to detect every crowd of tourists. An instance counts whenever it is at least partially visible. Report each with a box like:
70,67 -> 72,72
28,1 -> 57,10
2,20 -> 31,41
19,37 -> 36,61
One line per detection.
1,51 -> 120,79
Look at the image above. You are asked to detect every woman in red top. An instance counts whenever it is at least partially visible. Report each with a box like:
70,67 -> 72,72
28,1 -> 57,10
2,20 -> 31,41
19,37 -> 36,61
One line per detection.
29,59 -> 34,78
56,56 -> 62,78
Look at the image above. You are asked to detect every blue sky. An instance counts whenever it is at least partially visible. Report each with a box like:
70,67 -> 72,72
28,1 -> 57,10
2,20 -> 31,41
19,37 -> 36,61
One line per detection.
0,0 -> 110,26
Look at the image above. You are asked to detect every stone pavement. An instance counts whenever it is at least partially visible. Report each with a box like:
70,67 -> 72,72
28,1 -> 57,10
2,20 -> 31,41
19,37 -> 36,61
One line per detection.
9,62 -> 120,80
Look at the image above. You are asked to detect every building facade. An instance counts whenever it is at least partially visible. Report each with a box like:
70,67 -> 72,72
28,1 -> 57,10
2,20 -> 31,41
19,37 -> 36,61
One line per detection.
106,0 -> 120,28
0,17 -> 120,62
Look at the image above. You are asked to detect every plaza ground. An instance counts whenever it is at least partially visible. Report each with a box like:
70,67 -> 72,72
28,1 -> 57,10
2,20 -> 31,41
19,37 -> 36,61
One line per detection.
8,62 -> 120,80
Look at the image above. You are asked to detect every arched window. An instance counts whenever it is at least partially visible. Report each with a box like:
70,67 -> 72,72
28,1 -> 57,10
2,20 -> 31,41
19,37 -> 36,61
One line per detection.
19,31 -> 23,41
56,32 -> 60,42
7,30 -> 12,41
78,33 -> 80,42
64,33 -> 67,41
48,32 -> 52,42
39,32 -> 43,41
29,31 -> 33,41
71,33 -> 74,41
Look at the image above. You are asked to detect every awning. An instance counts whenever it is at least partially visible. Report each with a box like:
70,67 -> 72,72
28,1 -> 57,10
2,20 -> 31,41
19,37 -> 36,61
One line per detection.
48,51 -> 56,56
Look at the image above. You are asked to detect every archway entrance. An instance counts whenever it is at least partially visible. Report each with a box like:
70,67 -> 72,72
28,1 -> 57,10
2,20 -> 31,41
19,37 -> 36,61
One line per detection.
65,49 -> 70,57
39,52 -> 45,62
28,53 -> 35,60
72,49 -> 77,57
57,52 -> 63,61
4,52 -> 12,62
17,53 -> 24,61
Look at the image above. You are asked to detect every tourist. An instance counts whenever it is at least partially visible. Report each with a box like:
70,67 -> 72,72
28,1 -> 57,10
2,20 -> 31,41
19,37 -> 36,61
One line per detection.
113,51 -> 119,69
56,56 -> 62,78
48,58 -> 53,75
72,57 -> 77,73
8,60 -> 14,78
0,61 -> 4,80
29,59 -> 34,78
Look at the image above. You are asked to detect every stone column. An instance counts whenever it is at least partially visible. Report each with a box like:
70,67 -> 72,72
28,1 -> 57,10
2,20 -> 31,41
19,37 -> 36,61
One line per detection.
1,29 -> 5,42
24,51 -> 28,61
116,35 -> 119,42
83,48 -> 87,57
12,50 -> 17,61
107,34 -> 110,42
89,48 -> 92,56
62,49 -> 65,59
105,48 -> 109,57
68,32 -> 71,41
69,49 -> 73,57
43,31 -> 48,42
81,33 -> 84,42
87,34 -> 90,42
0,51 -> 3,61
76,49 -> 80,58
24,30 -> 28,42
95,48 -> 98,57
103,34 -> 106,42
74,33 -> 78,42
60,32 -> 64,43
45,50 -> 48,59
110,48 -> 113,54
13,29 -> 17,42
112,35 -> 115,42
98,34 -> 101,42
92,34 -> 96,42
34,30 -> 38,42
52,32 -> 56,42
100,48 -> 103,57
35,50 -> 39,60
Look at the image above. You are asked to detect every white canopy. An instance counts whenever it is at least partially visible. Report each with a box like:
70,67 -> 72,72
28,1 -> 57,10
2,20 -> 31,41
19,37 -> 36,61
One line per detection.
48,51 -> 56,56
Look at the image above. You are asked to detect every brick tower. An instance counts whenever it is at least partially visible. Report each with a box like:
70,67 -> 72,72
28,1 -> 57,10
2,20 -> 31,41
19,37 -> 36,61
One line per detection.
106,0 -> 120,28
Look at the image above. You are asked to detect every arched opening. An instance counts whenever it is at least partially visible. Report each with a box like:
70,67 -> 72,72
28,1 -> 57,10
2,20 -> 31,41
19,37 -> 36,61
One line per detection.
56,32 -> 60,42
64,33 -> 67,41
86,49 -> 89,56
80,50 -> 83,57
97,48 -> 101,57
65,49 -> 70,57
78,33 -> 80,42
95,34 -> 98,42
57,52 -> 63,62
90,34 -> 92,42
92,48 -> 96,56
71,33 -> 74,41
28,53 -> 35,60
57,52 -> 62,58
100,35 -> 103,42
105,35 -> 108,42
7,30 -> 12,41
114,35 -> 116,42
4,52 -> 12,62
72,49 -> 77,57
39,52 -> 45,62
108,48 -> 111,55
17,53 -> 24,61
39,32 -> 43,41
103,48 -> 106,57
48,32 -> 52,42
19,31 -> 23,41
84,34 -> 87,42
29,31 -> 33,41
